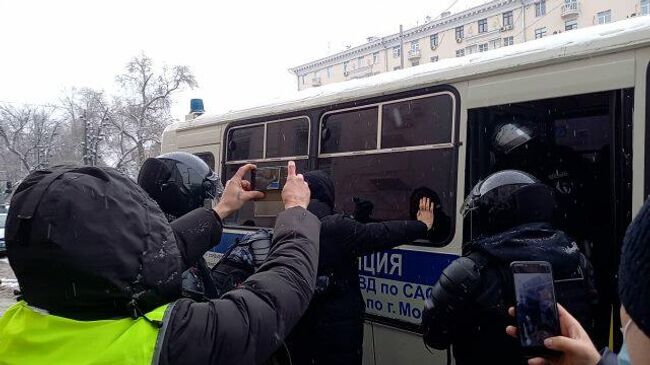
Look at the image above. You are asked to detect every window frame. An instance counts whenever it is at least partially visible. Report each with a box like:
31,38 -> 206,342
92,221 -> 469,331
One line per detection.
478,18 -> 488,33
642,0 -> 650,16
535,0 -> 546,17
455,26 -> 464,39
478,43 -> 489,52
503,11 -> 513,27
430,33 -> 439,48
535,27 -> 547,39
565,19 -> 578,31
393,46 -> 401,58
225,116 -> 311,165
318,91 -> 456,159
597,10 -> 612,24
504,36 -> 514,46
456,49 -> 465,57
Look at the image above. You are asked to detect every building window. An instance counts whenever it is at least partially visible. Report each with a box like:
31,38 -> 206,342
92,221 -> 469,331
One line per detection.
343,61 -> 349,73
393,46 -> 401,58
535,27 -> 547,39
503,36 -> 514,46
456,49 -> 465,57
478,18 -> 488,33
327,66 -> 332,78
430,33 -> 439,48
478,43 -> 489,52
597,10 -> 612,24
503,11 -> 513,27
412,60 -> 420,66
490,39 -> 502,49
301,75 -> 305,85
411,41 -> 420,52
357,57 -> 364,67
372,52 -> 379,64
642,0 -> 650,16
565,19 -> 578,31
431,56 -> 439,62
455,26 -> 464,40
535,0 -> 546,17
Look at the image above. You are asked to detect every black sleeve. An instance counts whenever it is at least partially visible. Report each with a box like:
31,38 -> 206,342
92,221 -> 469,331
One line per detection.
339,216 -> 428,257
422,257 -> 482,349
160,207 -> 321,365
170,208 -> 223,270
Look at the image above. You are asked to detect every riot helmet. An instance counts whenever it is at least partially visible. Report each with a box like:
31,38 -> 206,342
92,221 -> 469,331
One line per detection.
138,151 -> 223,219
461,170 -> 557,235
492,122 -> 535,155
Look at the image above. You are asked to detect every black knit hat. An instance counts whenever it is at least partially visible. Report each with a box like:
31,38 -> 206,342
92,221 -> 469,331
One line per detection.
619,198 -> 650,337
6,166 -> 183,320
304,170 -> 335,208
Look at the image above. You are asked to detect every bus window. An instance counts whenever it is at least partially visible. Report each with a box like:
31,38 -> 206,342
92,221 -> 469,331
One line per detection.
318,150 -> 455,245
194,152 -> 215,170
266,118 -> 309,158
227,125 -> 264,161
321,107 -> 378,154
223,160 -> 310,228
381,94 -> 453,148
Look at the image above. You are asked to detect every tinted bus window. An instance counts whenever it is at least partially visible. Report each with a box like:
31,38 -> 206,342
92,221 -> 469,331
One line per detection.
318,149 -> 455,245
321,107 -> 378,154
194,152 -> 215,170
381,94 -> 453,148
266,118 -> 309,158
223,160 -> 310,228
227,125 -> 264,161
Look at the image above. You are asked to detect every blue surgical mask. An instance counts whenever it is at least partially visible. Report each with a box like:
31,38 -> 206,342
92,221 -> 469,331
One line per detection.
618,319 -> 633,365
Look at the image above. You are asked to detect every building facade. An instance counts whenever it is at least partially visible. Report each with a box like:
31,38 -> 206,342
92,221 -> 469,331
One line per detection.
290,0 -> 650,90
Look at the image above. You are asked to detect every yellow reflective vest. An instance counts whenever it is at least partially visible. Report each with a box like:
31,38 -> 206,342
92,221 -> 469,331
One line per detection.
0,301 -> 173,365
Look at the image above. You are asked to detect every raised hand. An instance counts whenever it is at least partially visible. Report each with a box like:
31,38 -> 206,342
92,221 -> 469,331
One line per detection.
281,161 -> 310,210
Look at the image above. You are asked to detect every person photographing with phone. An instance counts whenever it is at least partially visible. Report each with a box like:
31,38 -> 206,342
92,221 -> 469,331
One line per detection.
506,197 -> 650,365
0,161 -> 320,365
421,170 -> 597,365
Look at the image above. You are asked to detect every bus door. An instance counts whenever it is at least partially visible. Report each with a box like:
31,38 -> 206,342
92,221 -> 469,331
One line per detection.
466,89 -> 633,350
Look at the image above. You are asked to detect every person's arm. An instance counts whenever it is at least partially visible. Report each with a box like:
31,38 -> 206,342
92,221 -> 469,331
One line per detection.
345,197 -> 434,257
160,161 -> 319,365
421,256 -> 483,349
170,208 -> 223,270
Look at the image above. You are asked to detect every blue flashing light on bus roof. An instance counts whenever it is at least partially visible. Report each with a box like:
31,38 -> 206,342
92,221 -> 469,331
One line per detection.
190,98 -> 205,114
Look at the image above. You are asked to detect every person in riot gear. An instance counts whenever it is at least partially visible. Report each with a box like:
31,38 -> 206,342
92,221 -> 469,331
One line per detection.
138,151 -> 224,220
283,170 -> 435,365
138,152 -> 226,300
421,170 -> 597,365
0,161 -> 320,365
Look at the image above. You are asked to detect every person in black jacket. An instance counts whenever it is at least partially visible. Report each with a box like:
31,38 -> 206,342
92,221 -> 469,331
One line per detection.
421,170 -> 596,365
284,170 -> 434,365
1,161 -> 319,365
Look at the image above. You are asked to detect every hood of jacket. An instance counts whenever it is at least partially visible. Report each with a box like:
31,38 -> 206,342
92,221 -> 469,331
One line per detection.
468,223 -> 581,278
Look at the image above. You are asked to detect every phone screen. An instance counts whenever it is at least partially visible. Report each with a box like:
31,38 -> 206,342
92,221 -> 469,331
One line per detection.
512,261 -> 560,352
252,167 -> 287,191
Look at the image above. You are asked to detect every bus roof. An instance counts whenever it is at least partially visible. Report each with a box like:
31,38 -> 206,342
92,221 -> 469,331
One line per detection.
171,16 -> 650,132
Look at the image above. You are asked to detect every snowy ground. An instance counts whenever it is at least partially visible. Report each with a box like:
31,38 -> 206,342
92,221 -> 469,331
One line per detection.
0,257 -> 18,316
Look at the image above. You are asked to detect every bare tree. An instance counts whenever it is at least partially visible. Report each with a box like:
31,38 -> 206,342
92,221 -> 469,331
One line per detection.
0,104 -> 62,176
60,88 -> 112,166
110,53 -> 197,173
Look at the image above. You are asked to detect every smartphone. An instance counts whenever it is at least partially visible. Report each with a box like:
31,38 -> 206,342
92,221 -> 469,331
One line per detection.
251,166 -> 287,192
511,261 -> 561,357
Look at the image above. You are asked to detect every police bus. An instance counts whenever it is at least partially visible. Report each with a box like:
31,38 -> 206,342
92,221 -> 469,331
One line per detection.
161,16 -> 650,364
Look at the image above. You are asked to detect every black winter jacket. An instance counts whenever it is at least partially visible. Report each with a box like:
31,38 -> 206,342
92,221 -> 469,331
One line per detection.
158,207 -> 321,365
423,223 -> 596,365
285,200 -> 428,365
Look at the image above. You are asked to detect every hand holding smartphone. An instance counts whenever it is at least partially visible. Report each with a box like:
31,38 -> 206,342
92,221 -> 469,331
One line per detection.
250,166 -> 288,192
511,261 -> 561,357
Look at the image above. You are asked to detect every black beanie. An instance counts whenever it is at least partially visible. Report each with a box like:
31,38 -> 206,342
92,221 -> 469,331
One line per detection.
619,198 -> 650,337
304,170 -> 335,208
6,166 -> 183,320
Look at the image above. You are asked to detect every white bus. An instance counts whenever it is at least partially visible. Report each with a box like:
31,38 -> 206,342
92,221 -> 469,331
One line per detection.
161,16 -> 650,364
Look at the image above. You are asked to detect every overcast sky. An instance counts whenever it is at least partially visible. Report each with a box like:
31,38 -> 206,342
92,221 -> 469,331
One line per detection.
0,0 -> 487,120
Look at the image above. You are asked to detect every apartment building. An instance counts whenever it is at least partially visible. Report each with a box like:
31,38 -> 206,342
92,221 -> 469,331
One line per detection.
290,0 -> 650,90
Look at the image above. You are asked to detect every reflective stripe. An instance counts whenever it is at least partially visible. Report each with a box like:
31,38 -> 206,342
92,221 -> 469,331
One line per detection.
151,301 -> 177,365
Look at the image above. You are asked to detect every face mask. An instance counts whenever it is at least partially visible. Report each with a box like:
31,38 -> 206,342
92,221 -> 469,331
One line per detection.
618,319 -> 633,365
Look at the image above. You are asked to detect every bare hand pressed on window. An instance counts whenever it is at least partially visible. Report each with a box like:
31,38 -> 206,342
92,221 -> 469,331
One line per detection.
417,197 -> 435,230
